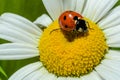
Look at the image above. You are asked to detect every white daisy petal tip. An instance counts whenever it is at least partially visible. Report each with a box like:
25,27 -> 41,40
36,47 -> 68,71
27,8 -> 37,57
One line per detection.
1,13 -> 24,21
34,14 -> 52,27
1,12 -> 17,17
1,12 -> 42,36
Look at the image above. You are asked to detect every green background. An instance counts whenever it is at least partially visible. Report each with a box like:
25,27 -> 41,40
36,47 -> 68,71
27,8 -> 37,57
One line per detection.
0,0 -> 120,80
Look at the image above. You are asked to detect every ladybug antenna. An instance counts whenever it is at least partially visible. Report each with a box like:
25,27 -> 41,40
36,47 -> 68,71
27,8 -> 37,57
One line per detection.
87,22 -> 93,30
87,22 -> 90,28
49,28 -> 61,34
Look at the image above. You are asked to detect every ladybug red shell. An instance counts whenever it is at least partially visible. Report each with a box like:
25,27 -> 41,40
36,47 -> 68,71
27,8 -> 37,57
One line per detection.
58,11 -> 88,33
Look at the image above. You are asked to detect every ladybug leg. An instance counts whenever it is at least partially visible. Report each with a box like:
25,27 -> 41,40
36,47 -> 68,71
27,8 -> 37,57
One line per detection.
49,28 -> 60,34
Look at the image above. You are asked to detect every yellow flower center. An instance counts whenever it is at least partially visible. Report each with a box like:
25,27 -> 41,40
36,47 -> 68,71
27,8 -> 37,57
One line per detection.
39,18 -> 108,77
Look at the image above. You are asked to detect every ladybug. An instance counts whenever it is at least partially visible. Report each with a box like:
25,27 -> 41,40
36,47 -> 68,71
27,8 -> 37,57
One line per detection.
59,11 -> 88,33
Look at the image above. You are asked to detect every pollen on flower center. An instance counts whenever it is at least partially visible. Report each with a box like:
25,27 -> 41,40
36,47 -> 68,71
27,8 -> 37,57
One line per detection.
39,18 -> 108,77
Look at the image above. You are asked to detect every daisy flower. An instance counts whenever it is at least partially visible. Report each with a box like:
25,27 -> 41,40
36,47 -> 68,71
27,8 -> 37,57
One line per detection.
0,0 -> 120,80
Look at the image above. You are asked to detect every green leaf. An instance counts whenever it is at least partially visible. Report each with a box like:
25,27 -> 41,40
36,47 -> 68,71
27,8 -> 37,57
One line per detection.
0,66 -> 7,78
115,0 -> 120,6
0,0 -> 47,21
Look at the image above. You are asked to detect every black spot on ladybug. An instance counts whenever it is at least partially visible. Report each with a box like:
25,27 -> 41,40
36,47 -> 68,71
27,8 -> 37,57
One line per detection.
64,16 -> 66,20
65,25 -> 68,28
73,16 -> 78,20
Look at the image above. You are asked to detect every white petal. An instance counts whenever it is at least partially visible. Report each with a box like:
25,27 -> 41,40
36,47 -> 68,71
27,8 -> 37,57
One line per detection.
109,6 -> 120,15
67,77 -> 80,80
42,0 -> 63,20
75,0 -> 86,13
95,64 -> 120,80
99,6 -> 120,29
57,77 -> 67,80
23,69 -> 41,80
8,62 -> 42,80
0,24 -> 38,45
83,0 -> 118,22
57,77 -> 80,80
34,14 -> 52,27
39,69 -> 57,80
101,59 -> 120,75
1,13 -> 41,32
108,43 -> 120,47
106,33 -> 120,47
23,67 -> 49,80
105,50 -> 120,60
102,60 -> 120,77
0,19 -> 39,39
0,43 -> 36,49
0,13 -> 42,36
0,34 -> 25,43
103,25 -> 120,37
92,0 -> 118,22
82,0 -> 101,20
63,0 -> 76,11
81,71 -> 102,80
0,48 -> 39,60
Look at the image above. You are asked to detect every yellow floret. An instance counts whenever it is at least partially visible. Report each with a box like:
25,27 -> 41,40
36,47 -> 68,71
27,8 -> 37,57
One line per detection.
39,18 -> 108,77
